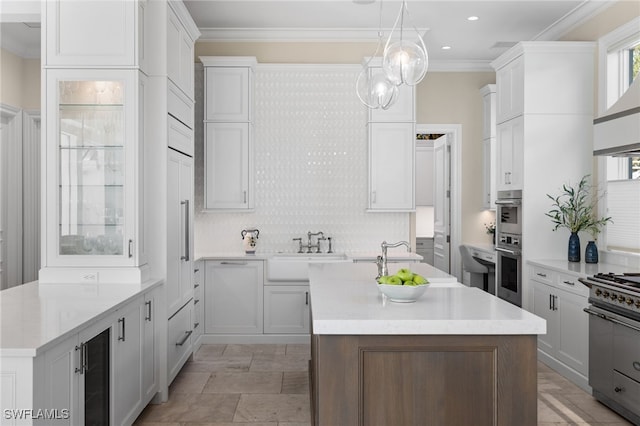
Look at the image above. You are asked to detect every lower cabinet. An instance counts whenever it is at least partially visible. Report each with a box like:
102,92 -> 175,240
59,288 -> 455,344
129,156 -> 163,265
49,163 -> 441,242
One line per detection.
204,260 -> 264,334
39,290 -> 158,426
530,264 -> 589,381
167,300 -> 194,384
264,285 -> 310,334
192,261 -> 204,351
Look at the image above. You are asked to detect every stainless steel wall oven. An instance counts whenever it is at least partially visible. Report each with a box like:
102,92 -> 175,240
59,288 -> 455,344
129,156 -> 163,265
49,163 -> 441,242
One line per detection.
496,190 -> 522,307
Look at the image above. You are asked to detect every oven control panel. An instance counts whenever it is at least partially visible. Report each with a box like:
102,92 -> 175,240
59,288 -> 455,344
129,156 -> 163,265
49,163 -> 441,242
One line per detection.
498,232 -> 521,247
592,285 -> 640,314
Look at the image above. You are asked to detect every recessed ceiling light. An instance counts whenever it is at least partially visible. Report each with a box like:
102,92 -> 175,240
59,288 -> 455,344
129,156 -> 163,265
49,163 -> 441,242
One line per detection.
442,46 -> 451,50
467,16 -> 479,21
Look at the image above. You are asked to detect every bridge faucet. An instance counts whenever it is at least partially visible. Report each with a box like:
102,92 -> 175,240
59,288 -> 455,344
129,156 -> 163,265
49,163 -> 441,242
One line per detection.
377,240 -> 411,278
307,231 -> 324,253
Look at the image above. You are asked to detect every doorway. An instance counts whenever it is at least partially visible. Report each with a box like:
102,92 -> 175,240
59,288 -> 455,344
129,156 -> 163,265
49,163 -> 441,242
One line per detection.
413,124 -> 461,279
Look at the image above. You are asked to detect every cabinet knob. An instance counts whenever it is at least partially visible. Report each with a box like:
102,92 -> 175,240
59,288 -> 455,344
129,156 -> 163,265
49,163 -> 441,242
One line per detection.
614,386 -> 623,393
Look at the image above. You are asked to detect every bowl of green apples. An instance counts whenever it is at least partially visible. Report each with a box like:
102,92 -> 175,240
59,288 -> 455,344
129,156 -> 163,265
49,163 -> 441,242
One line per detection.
376,268 -> 430,303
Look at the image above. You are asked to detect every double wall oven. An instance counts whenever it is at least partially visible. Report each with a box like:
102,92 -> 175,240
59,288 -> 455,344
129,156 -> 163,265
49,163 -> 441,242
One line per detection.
581,273 -> 640,425
495,190 -> 522,307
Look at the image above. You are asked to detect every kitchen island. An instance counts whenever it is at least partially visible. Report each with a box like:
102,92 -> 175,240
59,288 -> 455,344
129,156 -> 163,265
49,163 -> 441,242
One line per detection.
308,262 -> 546,426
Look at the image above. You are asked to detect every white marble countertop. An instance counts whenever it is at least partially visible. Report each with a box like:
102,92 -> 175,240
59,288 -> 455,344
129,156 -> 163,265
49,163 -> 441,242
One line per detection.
0,279 -> 163,357
527,259 -> 635,277
308,262 -> 546,335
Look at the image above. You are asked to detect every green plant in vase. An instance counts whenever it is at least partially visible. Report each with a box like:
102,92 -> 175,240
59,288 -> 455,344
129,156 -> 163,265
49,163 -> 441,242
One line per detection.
545,175 -> 612,262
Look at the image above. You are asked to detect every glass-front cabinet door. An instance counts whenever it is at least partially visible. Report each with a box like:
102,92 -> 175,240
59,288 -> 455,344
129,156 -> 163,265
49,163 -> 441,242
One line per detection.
44,69 -> 145,272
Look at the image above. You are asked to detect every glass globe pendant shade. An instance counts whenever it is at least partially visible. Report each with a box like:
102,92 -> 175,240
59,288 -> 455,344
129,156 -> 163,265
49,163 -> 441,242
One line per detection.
382,39 -> 428,86
356,67 -> 398,110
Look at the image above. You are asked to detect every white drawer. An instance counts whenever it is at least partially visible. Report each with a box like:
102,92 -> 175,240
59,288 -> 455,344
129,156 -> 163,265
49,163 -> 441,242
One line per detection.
167,301 -> 193,384
168,80 -> 194,129
471,249 -> 496,263
530,265 -> 554,285
556,271 -> 589,297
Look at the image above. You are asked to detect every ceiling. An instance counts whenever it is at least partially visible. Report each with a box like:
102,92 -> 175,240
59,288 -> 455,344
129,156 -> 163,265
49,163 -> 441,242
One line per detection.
1,1 -> 613,66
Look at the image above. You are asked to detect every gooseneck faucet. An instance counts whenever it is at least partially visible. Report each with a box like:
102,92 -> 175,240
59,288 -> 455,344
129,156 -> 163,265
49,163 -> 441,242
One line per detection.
377,240 -> 411,278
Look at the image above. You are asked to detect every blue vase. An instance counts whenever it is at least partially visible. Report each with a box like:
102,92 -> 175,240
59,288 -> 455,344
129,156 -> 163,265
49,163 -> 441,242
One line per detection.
568,232 -> 581,262
585,241 -> 599,263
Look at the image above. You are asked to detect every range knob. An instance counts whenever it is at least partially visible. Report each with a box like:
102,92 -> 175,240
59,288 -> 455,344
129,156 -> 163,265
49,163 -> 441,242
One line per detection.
626,298 -> 634,306
595,289 -> 602,296
603,291 -> 610,298
611,293 -> 617,300
618,295 -> 626,302
636,300 -> 640,308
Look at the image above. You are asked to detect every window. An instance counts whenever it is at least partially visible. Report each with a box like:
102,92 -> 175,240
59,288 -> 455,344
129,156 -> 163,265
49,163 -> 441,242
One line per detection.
599,19 -> 640,254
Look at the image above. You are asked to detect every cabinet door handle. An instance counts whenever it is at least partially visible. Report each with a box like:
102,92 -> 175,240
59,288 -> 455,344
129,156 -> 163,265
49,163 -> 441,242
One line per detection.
537,273 -> 547,278
194,322 -> 200,329
128,239 -> 133,258
194,299 -> 200,305
145,300 -> 152,321
221,261 -> 248,266
75,344 -> 86,374
549,294 -> 553,310
194,283 -> 200,289
176,330 -> 193,346
118,317 -> 126,341
243,190 -> 247,204
562,280 -> 575,286
305,291 -> 309,305
181,200 -> 190,261
553,295 -> 558,311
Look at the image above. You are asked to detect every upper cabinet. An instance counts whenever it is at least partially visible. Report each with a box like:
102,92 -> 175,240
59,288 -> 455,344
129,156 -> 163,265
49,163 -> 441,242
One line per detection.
201,57 -> 257,210
495,56 -> 524,124
480,84 -> 496,209
167,1 -> 199,98
40,70 -> 148,283
45,0 -> 143,68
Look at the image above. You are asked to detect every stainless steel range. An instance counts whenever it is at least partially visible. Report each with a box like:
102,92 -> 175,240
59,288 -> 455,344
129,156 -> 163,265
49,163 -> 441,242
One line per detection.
581,272 -> 640,425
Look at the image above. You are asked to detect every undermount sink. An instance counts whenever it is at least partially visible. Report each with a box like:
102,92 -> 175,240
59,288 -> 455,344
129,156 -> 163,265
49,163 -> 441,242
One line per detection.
267,253 -> 351,281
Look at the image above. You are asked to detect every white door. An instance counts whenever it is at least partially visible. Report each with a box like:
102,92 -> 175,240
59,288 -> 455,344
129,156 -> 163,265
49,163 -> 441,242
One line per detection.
433,135 -> 450,273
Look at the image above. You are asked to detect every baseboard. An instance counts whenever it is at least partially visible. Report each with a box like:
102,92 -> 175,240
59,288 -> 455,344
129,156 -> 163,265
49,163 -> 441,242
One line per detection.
198,334 -> 311,345
537,349 -> 591,394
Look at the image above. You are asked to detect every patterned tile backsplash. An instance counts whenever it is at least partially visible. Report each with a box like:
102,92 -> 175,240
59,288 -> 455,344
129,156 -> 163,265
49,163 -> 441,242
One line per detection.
194,64 -> 410,255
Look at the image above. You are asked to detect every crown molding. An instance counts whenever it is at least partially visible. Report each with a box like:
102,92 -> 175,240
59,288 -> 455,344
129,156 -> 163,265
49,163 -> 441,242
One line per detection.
198,27 -> 428,42
533,0 -> 615,41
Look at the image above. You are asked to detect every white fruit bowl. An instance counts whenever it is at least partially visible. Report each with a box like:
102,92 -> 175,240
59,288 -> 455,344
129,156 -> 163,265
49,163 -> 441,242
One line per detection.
377,282 -> 429,303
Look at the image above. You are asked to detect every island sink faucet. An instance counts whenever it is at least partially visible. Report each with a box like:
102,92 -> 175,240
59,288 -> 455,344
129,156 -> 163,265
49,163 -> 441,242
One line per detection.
376,240 -> 411,279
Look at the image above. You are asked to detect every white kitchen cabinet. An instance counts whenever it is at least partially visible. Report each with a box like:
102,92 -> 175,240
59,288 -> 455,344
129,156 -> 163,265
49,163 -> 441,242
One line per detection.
204,122 -> 252,209
167,148 -> 194,317
204,66 -> 252,122
40,69 -> 148,283
368,122 -> 416,211
168,114 -> 194,156
369,79 -> 415,123
204,260 -> 264,334
167,300 -> 193,384
167,2 -> 197,98
480,84 -> 496,209
264,285 -> 310,334
112,296 -> 143,426
415,145 -> 434,206
201,57 -> 257,211
141,287 -> 159,404
44,0 -> 144,68
530,264 -> 589,389
495,56 -> 524,124
192,261 -> 204,351
495,115 -> 524,192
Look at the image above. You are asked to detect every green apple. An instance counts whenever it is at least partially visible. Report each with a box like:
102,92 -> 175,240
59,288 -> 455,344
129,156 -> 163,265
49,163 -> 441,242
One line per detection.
395,268 -> 414,282
403,280 -> 418,286
377,275 -> 391,284
412,274 -> 428,285
387,276 -> 402,285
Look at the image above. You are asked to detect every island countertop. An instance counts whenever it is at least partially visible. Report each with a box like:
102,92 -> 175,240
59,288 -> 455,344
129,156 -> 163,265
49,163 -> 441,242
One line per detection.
308,262 -> 546,335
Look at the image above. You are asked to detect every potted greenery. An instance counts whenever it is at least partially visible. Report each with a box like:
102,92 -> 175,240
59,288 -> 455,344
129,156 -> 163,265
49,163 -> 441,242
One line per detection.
545,175 -> 612,262
485,221 -> 496,245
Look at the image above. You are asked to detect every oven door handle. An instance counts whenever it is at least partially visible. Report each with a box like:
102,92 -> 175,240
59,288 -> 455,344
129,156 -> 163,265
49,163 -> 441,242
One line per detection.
584,308 -> 640,332
495,247 -> 521,256
495,199 -> 522,206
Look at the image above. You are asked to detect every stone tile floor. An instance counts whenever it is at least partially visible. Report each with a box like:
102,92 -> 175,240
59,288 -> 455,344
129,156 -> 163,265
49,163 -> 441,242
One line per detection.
134,344 -> 633,426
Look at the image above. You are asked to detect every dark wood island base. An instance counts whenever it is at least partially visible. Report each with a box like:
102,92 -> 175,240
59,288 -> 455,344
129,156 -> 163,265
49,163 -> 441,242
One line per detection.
310,334 -> 538,426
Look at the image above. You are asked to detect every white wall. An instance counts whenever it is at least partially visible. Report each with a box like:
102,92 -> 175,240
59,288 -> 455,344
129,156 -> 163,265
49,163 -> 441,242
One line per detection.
194,64 -> 410,255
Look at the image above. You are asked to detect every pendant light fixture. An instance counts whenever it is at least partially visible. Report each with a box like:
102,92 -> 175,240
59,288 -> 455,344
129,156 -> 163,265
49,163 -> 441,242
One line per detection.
382,1 -> 428,86
356,0 -> 398,110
